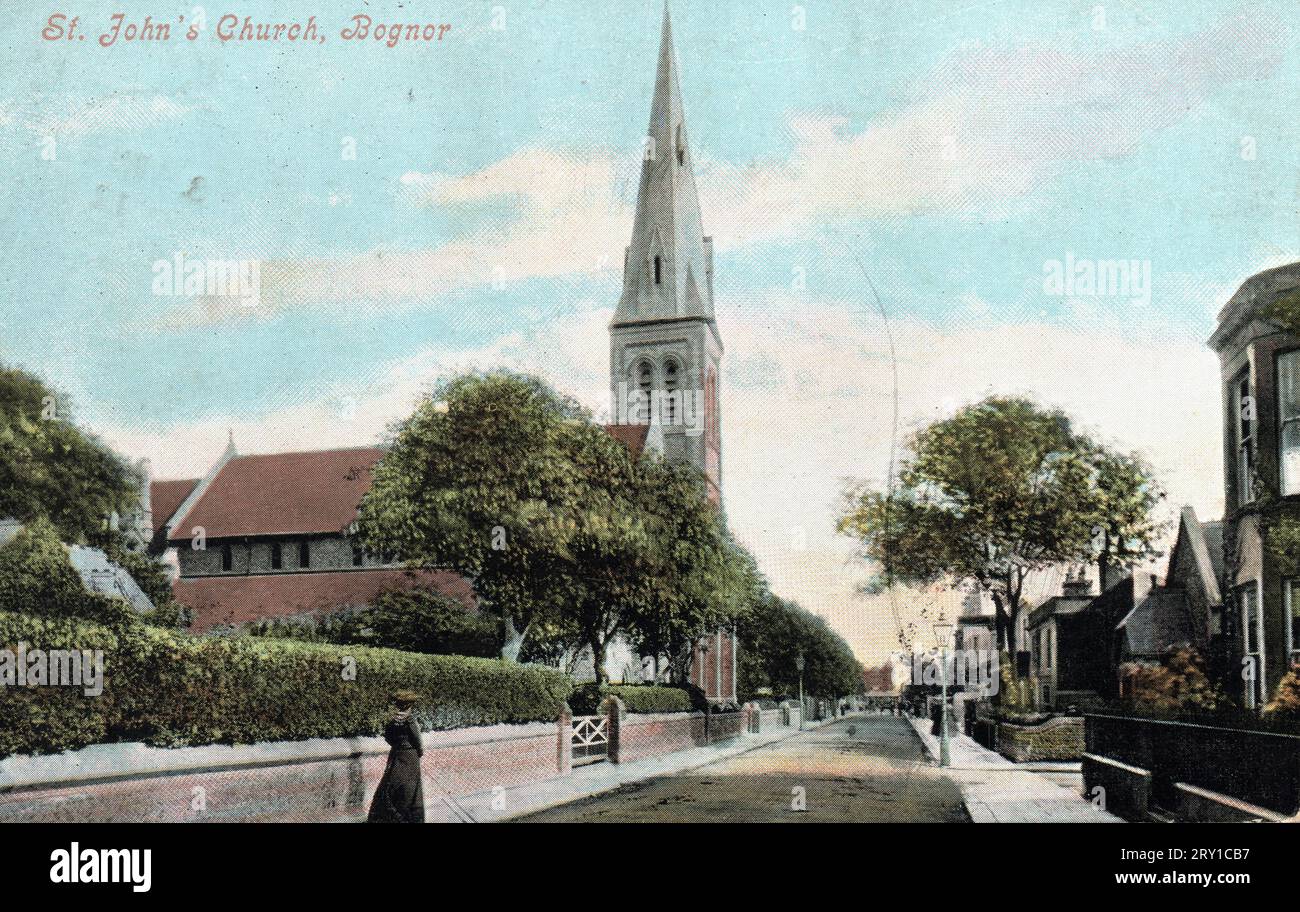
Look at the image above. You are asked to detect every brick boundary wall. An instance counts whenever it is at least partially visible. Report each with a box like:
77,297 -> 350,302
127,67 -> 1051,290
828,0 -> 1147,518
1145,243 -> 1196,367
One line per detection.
0,720 -> 566,823
611,711 -> 708,764
0,700 -> 783,822
996,716 -> 1085,762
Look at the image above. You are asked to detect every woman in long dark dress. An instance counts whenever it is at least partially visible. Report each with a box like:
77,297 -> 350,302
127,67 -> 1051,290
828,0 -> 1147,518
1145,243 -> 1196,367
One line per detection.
367,692 -> 425,823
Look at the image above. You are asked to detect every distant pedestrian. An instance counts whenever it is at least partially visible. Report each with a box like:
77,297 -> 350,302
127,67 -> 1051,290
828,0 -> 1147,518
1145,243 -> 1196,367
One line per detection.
367,691 -> 425,823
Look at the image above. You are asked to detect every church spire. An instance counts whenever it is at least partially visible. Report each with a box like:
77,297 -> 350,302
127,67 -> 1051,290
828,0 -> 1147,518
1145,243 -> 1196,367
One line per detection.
614,4 -> 715,327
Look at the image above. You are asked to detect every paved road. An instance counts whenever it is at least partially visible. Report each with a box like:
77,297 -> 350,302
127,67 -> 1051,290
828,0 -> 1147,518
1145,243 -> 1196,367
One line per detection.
517,715 -> 969,823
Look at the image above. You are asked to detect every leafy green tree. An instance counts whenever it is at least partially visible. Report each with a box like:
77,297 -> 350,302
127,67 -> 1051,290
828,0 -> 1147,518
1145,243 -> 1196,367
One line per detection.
1084,446 -> 1166,590
0,365 -> 141,545
622,457 -> 757,682
736,593 -> 862,701
357,371 -> 692,680
839,397 -> 1102,660
356,371 -> 598,662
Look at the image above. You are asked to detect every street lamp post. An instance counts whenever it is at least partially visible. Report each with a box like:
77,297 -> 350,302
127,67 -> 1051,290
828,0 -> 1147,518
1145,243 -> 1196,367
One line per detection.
935,617 -> 953,768
794,652 -> 805,731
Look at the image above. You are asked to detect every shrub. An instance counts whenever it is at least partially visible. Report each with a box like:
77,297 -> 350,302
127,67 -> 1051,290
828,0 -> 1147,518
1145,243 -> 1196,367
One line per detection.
1265,665 -> 1300,722
246,587 -> 501,659
1121,646 -> 1223,715
0,610 -> 572,758
0,519 -> 140,628
567,683 -> 693,715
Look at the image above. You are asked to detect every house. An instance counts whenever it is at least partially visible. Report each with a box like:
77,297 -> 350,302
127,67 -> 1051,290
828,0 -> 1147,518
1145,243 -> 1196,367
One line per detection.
1208,261 -> 1300,707
1023,508 -> 1225,709
1026,569 -> 1103,708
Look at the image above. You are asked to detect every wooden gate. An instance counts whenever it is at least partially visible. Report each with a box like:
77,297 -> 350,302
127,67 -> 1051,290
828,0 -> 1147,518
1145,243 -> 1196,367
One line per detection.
571,715 -> 609,765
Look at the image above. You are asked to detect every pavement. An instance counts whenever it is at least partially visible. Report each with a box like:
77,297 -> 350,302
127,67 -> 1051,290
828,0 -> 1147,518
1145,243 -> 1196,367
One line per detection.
422,715 -> 844,823
907,717 -> 1122,823
511,714 -> 968,823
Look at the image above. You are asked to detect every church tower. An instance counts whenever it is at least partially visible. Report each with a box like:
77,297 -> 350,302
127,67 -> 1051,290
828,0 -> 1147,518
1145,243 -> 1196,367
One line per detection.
610,6 -> 723,504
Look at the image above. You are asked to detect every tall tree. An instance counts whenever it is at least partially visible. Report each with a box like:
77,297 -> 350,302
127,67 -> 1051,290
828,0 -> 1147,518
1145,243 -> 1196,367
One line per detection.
355,371 -> 604,663
623,457 -> 757,682
1084,445 -> 1166,591
0,365 -> 141,544
838,396 -> 1101,662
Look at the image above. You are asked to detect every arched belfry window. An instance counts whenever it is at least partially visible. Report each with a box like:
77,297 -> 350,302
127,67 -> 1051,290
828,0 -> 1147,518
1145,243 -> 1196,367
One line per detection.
654,256 -> 662,286
637,361 -> 654,424
664,359 -> 680,425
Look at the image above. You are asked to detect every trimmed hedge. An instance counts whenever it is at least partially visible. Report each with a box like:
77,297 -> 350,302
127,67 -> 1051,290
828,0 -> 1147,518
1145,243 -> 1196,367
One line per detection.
0,610 -> 572,758
568,683 -> 693,715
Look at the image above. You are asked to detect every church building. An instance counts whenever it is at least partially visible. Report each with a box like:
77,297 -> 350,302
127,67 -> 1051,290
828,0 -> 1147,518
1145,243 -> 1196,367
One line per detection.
142,6 -> 738,701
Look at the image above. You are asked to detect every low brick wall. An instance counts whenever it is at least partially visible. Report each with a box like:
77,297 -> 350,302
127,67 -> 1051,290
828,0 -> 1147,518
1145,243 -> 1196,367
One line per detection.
996,716 -> 1085,762
0,721 -> 565,824
614,712 -> 707,763
708,711 -> 746,743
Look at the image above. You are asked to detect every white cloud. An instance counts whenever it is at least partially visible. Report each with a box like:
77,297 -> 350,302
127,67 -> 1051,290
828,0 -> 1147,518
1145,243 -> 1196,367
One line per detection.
700,10 -> 1283,249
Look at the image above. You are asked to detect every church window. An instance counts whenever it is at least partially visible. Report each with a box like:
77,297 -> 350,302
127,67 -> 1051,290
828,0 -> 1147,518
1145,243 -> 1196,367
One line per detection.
638,361 -> 654,424
271,542 -> 282,570
664,359 -> 680,425
675,125 -> 685,166
654,256 -> 662,286
221,543 -> 232,572
299,539 -> 311,569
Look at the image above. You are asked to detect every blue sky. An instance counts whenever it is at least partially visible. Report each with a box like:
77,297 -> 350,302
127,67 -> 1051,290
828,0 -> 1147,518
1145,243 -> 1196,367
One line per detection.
1,1 -> 1296,661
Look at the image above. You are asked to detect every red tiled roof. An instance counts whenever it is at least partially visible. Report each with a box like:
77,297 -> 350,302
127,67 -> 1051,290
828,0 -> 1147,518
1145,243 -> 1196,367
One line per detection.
167,448 -> 384,543
173,569 -> 475,632
150,479 -> 198,538
603,424 -> 650,458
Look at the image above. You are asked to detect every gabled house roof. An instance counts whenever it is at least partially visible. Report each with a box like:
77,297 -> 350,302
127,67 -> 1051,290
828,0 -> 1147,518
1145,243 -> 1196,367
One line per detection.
150,478 -> 198,540
164,448 -> 384,543
1116,589 -> 1195,659
1168,505 -> 1224,608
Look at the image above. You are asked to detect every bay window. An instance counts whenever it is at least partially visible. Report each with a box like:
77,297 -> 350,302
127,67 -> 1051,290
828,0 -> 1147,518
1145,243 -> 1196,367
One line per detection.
1236,374 -> 1255,505
1280,351 -> 1300,495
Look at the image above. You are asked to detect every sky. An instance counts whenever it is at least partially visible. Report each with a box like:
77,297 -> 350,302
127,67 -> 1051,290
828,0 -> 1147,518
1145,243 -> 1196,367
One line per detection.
1,1 -> 1297,665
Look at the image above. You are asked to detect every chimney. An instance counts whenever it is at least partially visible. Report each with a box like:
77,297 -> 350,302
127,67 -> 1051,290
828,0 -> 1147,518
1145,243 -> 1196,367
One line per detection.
1062,571 -> 1094,599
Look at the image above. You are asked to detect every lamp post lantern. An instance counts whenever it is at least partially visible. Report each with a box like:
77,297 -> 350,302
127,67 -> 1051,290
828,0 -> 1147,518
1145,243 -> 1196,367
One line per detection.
934,616 -> 954,768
